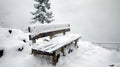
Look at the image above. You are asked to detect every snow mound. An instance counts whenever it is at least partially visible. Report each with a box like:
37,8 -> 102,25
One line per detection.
0,27 -> 30,57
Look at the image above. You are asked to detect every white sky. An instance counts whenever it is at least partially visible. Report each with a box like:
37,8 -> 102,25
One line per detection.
0,0 -> 120,42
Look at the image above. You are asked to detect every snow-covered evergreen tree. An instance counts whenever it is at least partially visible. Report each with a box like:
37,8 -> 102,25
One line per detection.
31,0 -> 53,24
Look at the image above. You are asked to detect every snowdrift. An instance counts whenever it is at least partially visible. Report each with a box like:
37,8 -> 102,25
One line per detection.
0,27 -> 120,67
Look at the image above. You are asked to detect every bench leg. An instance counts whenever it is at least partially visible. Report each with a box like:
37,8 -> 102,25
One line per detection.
75,39 -> 79,48
31,49 -> 37,55
61,47 -> 65,56
32,39 -> 36,43
56,54 -> 60,62
52,51 -> 57,65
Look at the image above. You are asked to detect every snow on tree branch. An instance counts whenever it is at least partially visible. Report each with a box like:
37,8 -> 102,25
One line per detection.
31,0 -> 54,24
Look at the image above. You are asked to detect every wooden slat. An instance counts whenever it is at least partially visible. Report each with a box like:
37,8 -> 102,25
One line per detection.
31,28 -> 70,40
32,49 -> 53,56
28,24 -> 70,40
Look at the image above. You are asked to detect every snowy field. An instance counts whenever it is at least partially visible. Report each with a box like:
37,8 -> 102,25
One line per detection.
0,27 -> 120,67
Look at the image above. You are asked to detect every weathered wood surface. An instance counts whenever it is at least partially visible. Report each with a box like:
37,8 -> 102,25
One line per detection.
32,34 -> 81,52
28,24 -> 70,40
28,24 -> 81,65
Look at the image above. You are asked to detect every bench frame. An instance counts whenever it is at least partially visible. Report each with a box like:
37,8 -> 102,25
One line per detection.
28,24 -> 80,65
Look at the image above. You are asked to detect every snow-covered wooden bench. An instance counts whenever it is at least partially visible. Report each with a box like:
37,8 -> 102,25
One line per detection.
28,24 -> 81,65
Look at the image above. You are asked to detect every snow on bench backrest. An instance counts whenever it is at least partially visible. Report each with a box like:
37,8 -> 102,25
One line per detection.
28,24 -> 70,39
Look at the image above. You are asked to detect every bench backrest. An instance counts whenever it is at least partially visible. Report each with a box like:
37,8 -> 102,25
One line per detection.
28,24 -> 70,43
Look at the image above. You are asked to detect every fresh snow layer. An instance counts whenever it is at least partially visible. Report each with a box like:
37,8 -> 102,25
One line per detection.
0,27 -> 120,67
29,24 -> 70,38
0,27 -> 29,50
32,33 -> 81,52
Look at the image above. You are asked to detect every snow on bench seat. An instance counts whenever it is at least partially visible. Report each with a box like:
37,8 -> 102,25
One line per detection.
32,33 -> 81,53
29,24 -> 70,39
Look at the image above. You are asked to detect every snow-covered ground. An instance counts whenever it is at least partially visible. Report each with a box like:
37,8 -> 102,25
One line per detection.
0,27 -> 120,67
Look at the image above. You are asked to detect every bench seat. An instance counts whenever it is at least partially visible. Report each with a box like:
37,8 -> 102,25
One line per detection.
32,33 -> 81,53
